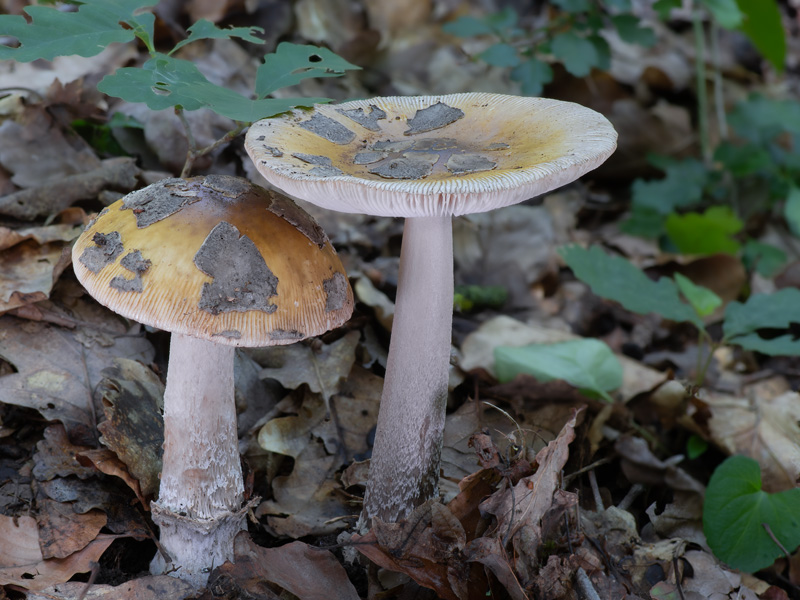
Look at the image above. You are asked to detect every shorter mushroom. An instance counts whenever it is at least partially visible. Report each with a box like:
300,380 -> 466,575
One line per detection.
71,175 -> 353,585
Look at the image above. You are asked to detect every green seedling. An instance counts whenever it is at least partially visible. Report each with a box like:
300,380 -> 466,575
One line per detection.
0,0 -> 360,175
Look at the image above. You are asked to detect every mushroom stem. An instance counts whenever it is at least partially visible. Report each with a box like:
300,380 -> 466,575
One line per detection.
150,333 -> 245,586
362,215 -> 453,524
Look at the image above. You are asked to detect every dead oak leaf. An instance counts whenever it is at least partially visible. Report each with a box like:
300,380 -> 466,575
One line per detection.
35,499 -> 106,560
0,241 -> 72,313
23,575 -> 199,600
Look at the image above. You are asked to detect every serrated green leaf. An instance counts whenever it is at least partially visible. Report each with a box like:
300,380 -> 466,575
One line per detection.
728,96 -> 800,145
171,19 -> 265,53
551,0 -> 592,12
510,58 -> 553,96
478,43 -> 519,67
665,206 -> 742,255
442,16 -> 494,37
703,455 -> 800,572
674,273 -> 722,318
494,339 -> 622,403
612,14 -> 657,47
700,0 -> 744,28
620,206 -> 666,238
736,0 -> 785,72
0,0 -> 155,61
713,142 -> 771,176
559,245 -> 701,327
630,157 -> 709,215
785,187 -> 800,237
723,288 -> 800,354
551,32 -> 598,77
256,43 -> 360,98
742,240 -> 786,278
99,54 -> 330,122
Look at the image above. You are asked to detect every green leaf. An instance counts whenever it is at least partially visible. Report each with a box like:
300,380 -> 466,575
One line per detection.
665,206 -> 743,255
603,0 -> 632,10
630,157 -> 709,215
742,240 -> 786,278
99,54 -> 330,122
485,7 -> 519,32
587,34 -> 611,71
728,96 -> 800,145
736,0 -> 785,72
559,245 -> 701,327
653,0 -> 682,19
784,186 -> 800,237
703,455 -> 800,572
612,15 -> 657,47
171,19 -> 265,53
442,16 -> 494,37
551,0 -> 592,12
551,32 -> 598,77
620,206 -> 667,238
0,0 -> 155,61
494,339 -> 622,403
510,58 -> 553,96
724,288 -> 800,355
478,43 -> 520,67
686,435 -> 708,459
256,42 -> 361,98
699,0 -> 744,29
713,142 -> 771,177
674,273 -> 722,318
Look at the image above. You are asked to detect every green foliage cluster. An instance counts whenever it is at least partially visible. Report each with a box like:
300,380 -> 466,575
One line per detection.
443,0 -> 656,96
625,95 -> 800,276
0,0 -> 360,123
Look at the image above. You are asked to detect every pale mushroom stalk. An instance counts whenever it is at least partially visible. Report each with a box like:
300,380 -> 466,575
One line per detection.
364,215 -> 453,522
150,334 -> 243,584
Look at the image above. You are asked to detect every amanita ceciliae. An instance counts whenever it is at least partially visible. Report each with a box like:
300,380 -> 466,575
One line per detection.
245,92 -> 617,525
72,175 -> 353,584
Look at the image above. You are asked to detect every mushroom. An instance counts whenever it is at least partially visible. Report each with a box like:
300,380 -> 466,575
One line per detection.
244,93 -> 617,524
71,175 -> 353,584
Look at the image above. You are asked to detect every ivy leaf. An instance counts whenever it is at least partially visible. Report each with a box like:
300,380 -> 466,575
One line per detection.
494,339 -> 622,403
485,7 -> 519,32
478,43 -> 520,67
728,96 -> 800,145
783,186 -> 800,237
700,0 -> 744,29
713,142 -> 772,177
0,0 -> 155,61
612,15 -> 657,47
256,43 -> 361,98
723,288 -> 800,355
703,455 -> 800,572
665,206 -> 743,255
736,0 -> 785,72
742,240 -> 786,278
99,54 -> 330,122
510,58 -> 553,96
171,19 -> 265,53
442,16 -> 494,37
559,245 -> 701,328
674,273 -> 722,318
629,157 -> 709,215
551,32 -> 598,77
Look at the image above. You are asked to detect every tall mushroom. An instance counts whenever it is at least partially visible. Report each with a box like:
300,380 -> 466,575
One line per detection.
71,175 -> 353,584
245,93 -> 617,524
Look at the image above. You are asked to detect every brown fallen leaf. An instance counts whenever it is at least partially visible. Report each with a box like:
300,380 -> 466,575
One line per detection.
35,499 -> 107,560
23,575 -> 198,599
0,242 -> 72,314
0,514 -> 114,592
32,424 -> 97,482
0,223 -> 82,252
75,449 -> 148,509
205,533 -> 360,600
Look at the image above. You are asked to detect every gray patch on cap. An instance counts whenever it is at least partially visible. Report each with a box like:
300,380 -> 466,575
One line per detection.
87,207 -> 109,230
298,113 -> 355,144
79,231 -> 124,274
309,165 -> 343,177
353,151 -> 387,165
446,154 -> 497,175
485,142 -> 510,150
270,329 -> 306,341
292,153 -> 343,177
373,140 -> 413,152
202,175 -> 252,198
336,105 -> 387,131
267,196 -> 328,249
194,221 -> 279,315
413,137 -> 458,151
262,145 -> 283,157
369,153 -> 438,179
122,178 -> 201,228
323,272 -> 348,312
404,102 -> 464,135
213,330 -> 242,339
109,249 -> 151,294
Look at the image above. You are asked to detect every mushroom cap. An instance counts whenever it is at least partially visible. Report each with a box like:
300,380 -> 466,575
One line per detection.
72,175 -> 353,347
245,93 -> 617,218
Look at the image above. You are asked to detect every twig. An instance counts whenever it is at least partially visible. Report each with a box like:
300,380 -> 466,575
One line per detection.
0,86 -> 45,101
617,483 -> 645,512
692,10 -> 711,164
575,567 -> 602,600
562,457 -> 614,486
588,469 -> 604,512
175,106 -> 246,178
75,561 -> 100,600
762,523 -> 792,563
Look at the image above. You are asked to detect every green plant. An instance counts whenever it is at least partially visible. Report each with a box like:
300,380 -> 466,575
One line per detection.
0,0 -> 360,175
443,2 -> 656,96
703,455 -> 800,572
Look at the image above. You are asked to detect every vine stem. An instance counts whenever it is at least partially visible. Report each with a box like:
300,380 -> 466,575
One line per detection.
175,106 -> 247,178
692,10 -> 711,165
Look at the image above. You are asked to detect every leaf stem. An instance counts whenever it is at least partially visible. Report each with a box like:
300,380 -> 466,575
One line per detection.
692,10 -> 711,164
175,106 -> 247,178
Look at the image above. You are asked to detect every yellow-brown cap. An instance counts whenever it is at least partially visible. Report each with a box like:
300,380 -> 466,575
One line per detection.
245,93 -> 617,218
72,175 -> 353,346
